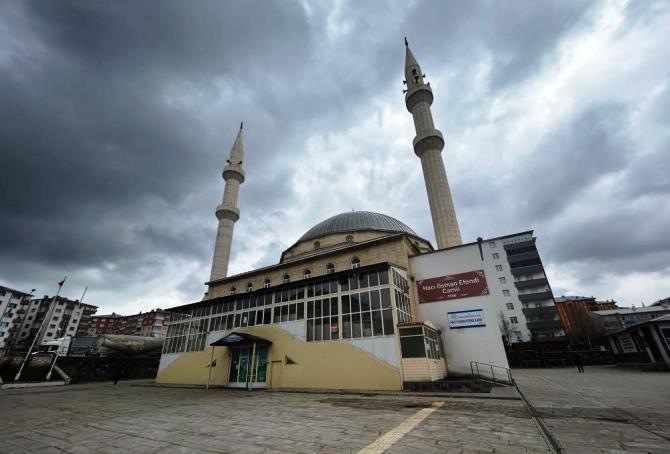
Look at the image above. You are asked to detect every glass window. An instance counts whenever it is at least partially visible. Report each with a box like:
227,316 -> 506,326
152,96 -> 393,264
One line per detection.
499,277 -> 506,284
230,287 -> 236,295
297,302 -> 304,320
247,283 -> 253,293
326,264 -> 335,275
342,314 -> 352,338
492,253 -> 500,259
289,303 -> 297,321
341,295 -> 350,314
264,279 -> 271,289
506,303 -> 514,310
495,265 -> 503,272
382,309 -> 394,335
510,316 -> 518,324
358,273 -> 368,289
283,274 -> 290,284
351,313 -> 362,338
330,280 -> 337,294
380,288 -> 391,309
360,292 -> 370,311
379,270 -> 389,285
502,290 -> 510,296
369,271 -> 379,287
351,257 -> 360,269
304,269 -> 312,279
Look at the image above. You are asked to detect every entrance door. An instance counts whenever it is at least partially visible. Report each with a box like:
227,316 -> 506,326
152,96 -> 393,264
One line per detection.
228,346 -> 268,388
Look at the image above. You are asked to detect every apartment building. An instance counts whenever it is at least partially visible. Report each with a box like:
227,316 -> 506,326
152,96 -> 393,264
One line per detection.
87,309 -> 171,338
0,285 -> 33,351
18,296 -> 98,346
484,232 -> 565,343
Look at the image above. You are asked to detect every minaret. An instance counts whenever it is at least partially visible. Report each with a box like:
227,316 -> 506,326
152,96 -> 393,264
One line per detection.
404,38 -> 462,249
209,123 -> 245,281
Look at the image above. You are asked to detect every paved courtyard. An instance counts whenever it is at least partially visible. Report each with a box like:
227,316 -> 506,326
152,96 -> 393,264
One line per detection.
0,381 -> 546,454
513,366 -> 670,453
0,366 -> 668,453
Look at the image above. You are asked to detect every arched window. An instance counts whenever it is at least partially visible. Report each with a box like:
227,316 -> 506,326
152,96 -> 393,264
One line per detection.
303,269 -> 311,279
246,283 -> 253,293
283,274 -> 290,284
345,235 -> 353,244
264,279 -> 271,289
314,241 -> 321,250
326,263 -> 335,275
351,257 -> 361,269
230,287 -> 236,295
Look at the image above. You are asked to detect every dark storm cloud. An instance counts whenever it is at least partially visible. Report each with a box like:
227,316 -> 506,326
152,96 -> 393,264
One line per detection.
1,0 -> 664,310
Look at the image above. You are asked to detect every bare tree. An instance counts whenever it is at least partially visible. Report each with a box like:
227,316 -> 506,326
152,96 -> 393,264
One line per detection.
498,311 -> 513,347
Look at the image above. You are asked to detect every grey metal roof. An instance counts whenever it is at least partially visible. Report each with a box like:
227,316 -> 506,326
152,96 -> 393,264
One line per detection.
298,211 -> 418,242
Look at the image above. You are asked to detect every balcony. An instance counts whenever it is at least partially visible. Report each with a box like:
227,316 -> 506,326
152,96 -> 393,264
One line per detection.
518,290 -> 554,303
514,277 -> 548,289
527,319 -> 563,331
503,240 -> 535,251
507,251 -> 540,264
510,264 -> 544,276
522,306 -> 558,318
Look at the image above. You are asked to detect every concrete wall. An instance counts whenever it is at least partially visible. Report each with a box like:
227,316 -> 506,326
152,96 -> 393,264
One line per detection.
411,244 -> 510,377
156,325 -> 402,390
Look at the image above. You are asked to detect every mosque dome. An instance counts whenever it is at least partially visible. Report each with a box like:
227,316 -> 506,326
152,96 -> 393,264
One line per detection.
298,211 -> 418,242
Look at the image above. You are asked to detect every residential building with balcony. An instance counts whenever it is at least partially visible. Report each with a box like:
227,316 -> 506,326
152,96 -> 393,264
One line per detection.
0,285 -> 33,352
18,296 -> 98,346
484,232 -> 565,343
87,309 -> 171,338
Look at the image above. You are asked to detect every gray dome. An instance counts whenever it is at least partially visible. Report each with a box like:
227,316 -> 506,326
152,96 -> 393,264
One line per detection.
298,211 -> 418,242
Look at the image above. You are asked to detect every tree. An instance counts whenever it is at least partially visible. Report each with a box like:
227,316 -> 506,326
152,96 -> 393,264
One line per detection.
498,311 -> 513,347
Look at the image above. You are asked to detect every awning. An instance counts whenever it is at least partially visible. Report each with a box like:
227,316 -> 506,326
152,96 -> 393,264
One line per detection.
210,332 -> 273,347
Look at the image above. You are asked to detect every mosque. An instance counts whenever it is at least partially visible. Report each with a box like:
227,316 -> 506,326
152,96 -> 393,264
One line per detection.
156,41 -> 516,390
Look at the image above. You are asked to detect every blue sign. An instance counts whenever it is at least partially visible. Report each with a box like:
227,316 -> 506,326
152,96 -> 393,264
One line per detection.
447,309 -> 485,329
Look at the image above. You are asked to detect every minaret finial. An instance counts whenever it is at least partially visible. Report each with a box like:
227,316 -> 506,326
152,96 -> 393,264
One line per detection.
404,37 -> 408,47
240,121 -> 243,130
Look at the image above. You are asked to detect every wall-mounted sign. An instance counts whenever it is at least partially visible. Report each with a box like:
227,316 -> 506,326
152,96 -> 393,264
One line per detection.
417,270 -> 489,303
447,309 -> 485,329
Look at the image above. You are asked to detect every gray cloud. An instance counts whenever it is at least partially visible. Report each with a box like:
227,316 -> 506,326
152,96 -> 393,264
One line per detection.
1,0 -> 668,311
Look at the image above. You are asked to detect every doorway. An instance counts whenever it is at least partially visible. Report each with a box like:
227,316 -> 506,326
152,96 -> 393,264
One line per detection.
228,345 -> 268,388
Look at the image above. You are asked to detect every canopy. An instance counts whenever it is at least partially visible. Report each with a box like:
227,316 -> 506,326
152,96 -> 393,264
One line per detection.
210,332 -> 272,347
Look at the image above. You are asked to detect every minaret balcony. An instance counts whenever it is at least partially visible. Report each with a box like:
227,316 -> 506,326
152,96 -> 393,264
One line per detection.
222,165 -> 245,183
413,129 -> 444,157
216,205 -> 240,222
405,84 -> 434,111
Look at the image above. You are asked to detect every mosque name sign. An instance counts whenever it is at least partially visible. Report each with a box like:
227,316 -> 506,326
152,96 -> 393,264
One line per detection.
417,270 -> 489,303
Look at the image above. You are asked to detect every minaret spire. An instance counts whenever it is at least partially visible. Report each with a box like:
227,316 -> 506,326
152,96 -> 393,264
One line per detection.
209,124 -> 246,281
403,39 -> 462,249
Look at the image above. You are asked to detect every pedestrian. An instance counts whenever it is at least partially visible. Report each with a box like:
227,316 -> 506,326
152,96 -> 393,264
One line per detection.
573,353 -> 584,373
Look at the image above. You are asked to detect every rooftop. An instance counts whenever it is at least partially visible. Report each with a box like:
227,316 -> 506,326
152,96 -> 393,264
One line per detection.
297,211 -> 418,243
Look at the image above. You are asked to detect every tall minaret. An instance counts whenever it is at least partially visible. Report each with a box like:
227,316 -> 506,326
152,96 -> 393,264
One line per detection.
404,38 -> 462,249
209,123 -> 245,281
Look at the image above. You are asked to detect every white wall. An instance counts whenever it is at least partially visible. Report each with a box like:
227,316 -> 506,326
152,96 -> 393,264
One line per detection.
411,243 -> 510,376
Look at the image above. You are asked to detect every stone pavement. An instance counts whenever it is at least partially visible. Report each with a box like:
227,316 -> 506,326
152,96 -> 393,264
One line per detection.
513,366 -> 670,453
0,380 -> 550,454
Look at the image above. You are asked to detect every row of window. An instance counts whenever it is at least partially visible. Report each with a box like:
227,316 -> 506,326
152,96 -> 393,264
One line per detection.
178,270 -> 391,319
230,258 -> 362,295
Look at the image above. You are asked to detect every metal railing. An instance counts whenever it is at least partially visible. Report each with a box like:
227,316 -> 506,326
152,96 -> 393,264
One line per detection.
470,361 -> 514,385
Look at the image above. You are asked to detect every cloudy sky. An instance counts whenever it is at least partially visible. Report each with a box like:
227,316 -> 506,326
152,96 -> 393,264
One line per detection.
1,0 -> 669,314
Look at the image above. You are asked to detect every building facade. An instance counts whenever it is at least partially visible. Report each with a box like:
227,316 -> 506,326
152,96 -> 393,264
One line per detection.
554,296 -> 618,341
18,296 -> 98,346
592,304 -> 670,335
87,310 -> 171,337
485,233 -> 565,343
0,285 -> 33,352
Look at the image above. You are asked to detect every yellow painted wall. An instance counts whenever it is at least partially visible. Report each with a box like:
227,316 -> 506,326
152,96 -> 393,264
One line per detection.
156,347 -> 231,386
156,325 -> 402,391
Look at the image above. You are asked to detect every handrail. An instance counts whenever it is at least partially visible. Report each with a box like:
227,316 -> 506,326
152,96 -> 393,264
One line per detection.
470,360 -> 514,385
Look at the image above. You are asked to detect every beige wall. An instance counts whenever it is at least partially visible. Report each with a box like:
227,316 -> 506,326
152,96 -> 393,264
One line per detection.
206,235 -> 421,300
156,325 -> 402,391
401,357 -> 447,382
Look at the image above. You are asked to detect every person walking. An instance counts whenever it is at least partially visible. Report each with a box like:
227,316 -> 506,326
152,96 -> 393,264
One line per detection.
573,353 -> 585,373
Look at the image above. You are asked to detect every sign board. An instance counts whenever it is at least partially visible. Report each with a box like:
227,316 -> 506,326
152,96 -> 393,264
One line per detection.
447,309 -> 485,329
417,270 -> 489,303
